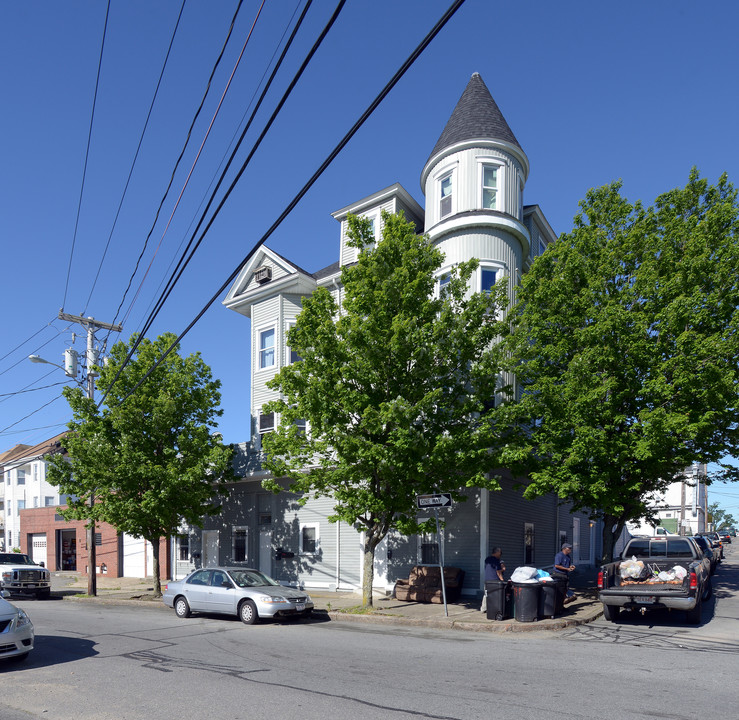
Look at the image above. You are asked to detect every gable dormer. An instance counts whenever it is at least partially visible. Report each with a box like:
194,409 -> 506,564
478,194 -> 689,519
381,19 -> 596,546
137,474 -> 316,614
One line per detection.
222,247 -> 317,319
331,183 -> 423,268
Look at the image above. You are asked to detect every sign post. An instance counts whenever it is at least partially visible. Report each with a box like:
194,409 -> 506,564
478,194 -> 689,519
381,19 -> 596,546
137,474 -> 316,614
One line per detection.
416,493 -> 454,616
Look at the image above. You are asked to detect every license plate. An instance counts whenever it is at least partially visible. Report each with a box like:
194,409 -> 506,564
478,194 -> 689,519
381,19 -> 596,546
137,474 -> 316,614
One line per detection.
636,596 -> 655,604
27,584 -> 36,589
296,603 -> 305,611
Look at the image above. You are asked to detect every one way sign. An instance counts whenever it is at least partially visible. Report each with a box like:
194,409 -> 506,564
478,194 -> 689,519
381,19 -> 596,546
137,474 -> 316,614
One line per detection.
416,493 -> 453,509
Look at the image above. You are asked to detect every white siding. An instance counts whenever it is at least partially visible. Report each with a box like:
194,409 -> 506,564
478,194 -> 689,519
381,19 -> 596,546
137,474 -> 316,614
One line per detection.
243,256 -> 291,294
339,197 -> 396,267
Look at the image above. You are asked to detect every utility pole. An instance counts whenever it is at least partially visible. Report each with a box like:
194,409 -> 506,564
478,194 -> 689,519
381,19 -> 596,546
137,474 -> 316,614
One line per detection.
59,311 -> 122,597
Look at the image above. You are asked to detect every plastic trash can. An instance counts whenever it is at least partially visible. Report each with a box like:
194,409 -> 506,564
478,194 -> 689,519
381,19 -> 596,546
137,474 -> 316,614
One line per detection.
485,580 -> 512,621
538,576 -> 567,619
512,581 -> 541,622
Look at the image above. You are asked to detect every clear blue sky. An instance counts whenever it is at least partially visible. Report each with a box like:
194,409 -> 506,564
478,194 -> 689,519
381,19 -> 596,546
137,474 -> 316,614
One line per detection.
2,1 -> 738,513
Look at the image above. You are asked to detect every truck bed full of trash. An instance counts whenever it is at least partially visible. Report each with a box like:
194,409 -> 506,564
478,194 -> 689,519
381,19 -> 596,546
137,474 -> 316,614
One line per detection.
618,557 -> 688,585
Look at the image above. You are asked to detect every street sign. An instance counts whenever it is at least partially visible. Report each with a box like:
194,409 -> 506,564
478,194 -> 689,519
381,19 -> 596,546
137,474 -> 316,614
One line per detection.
416,493 -> 453,509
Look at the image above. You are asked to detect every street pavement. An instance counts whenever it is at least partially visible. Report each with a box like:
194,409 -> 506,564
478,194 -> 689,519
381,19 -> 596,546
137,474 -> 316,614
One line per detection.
51,565 -> 603,633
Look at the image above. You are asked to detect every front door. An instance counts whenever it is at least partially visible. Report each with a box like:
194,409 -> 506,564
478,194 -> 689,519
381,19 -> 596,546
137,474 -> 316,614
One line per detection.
202,530 -> 219,567
30,533 -> 47,567
259,529 -> 272,575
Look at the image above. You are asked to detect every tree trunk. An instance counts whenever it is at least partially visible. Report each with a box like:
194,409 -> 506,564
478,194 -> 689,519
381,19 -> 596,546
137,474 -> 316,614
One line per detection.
601,515 -> 625,565
149,537 -> 162,597
361,530 -> 383,608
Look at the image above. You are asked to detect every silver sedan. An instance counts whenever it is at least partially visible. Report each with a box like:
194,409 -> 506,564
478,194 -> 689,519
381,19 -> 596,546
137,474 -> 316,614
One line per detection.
163,567 -> 313,625
0,592 -> 34,661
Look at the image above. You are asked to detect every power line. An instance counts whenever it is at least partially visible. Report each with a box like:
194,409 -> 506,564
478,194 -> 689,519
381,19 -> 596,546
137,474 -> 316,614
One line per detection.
119,0 -> 268,330
106,0 -> 246,338
105,0 -> 467,410
81,0 -> 189,316
0,395 -> 63,435
62,0 -> 111,311
0,324 -> 73,379
0,316 -> 57,364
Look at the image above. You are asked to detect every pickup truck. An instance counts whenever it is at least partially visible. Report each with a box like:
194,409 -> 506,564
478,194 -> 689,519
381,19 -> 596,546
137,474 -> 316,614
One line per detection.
598,536 -> 712,624
0,553 -> 51,599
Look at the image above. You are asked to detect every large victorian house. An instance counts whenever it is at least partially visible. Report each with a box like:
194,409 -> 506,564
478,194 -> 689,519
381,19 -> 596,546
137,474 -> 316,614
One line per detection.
190,74 -> 600,596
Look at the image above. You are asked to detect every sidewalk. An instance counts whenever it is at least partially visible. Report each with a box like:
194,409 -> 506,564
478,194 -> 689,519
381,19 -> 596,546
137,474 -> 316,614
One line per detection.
52,567 -> 603,633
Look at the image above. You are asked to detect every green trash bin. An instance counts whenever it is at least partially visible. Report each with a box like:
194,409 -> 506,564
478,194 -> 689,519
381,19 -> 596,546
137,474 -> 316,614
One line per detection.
512,581 -> 541,622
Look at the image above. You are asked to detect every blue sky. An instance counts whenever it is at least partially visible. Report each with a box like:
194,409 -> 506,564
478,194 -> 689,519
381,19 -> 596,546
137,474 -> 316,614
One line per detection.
1,1 -> 738,514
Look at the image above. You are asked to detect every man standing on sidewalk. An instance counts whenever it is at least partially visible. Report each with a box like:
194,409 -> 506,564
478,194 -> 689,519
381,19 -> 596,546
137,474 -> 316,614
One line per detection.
554,543 -> 576,603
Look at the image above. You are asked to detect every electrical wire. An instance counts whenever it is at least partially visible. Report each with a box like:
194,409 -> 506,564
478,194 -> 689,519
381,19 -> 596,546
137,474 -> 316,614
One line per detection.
103,0 -> 467,410
61,0 -> 111,311
106,0 -> 246,339
132,0 -> 330,351
0,316 -> 58,364
81,0 -> 189,316
0,396 -> 63,435
119,0 -> 268,330
136,0 -> 306,330
0,324 -> 74,379
100,0 -> 324,402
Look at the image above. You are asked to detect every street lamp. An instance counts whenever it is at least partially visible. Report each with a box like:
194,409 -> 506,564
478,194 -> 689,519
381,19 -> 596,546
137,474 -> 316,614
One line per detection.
29,351 -> 98,597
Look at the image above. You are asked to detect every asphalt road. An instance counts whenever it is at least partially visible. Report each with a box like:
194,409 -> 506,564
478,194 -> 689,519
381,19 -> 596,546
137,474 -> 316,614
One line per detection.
2,546 -> 739,720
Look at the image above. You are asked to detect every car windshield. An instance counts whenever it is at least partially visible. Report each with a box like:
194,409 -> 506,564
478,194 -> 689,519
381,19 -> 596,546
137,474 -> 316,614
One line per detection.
0,553 -> 34,565
229,570 -> 280,588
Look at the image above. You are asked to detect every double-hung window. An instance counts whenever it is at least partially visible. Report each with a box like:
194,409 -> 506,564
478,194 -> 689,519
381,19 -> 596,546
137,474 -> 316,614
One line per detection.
232,527 -> 248,563
482,165 -> 498,209
300,523 -> 319,555
439,173 -> 453,219
17,469 -> 25,485
438,271 -> 451,298
480,267 -> 497,293
258,328 -> 275,369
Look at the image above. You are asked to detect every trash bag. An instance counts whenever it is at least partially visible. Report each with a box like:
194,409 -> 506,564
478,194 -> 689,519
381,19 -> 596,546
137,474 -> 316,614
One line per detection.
511,566 -> 539,583
620,557 -> 648,580
673,566 -> 687,580
536,569 -> 551,580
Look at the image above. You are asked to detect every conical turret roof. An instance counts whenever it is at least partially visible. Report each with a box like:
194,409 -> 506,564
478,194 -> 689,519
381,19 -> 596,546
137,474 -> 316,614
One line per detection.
427,73 -> 522,164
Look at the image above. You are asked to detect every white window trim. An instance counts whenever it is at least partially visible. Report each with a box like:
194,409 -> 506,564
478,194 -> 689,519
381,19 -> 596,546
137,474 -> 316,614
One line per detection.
286,322 -> 301,365
300,522 -> 320,556
479,263 -> 505,293
258,409 -> 276,434
477,158 -> 506,213
232,526 -> 248,563
256,324 -> 277,372
432,161 -> 458,224
435,265 -> 455,299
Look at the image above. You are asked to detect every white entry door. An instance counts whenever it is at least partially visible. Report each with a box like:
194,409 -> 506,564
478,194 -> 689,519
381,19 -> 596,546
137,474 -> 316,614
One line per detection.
30,534 -> 47,567
202,530 -> 219,567
259,529 -> 272,574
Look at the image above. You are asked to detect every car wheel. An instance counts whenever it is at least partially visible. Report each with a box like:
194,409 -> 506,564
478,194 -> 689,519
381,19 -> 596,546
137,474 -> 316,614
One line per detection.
602,604 -> 620,623
239,599 -> 258,625
36,588 -> 51,599
300,608 -> 313,620
174,596 -> 191,619
686,599 -> 702,625
702,578 -> 713,602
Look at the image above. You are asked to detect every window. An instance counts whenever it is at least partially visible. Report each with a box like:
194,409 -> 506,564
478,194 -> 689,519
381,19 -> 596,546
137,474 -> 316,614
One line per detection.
293,419 -> 307,435
482,165 -> 498,209
439,173 -> 453,218
438,272 -> 451,297
33,497 -> 39,508
286,323 -> 302,364
7,502 -> 12,516
17,499 -> 25,515
480,267 -> 497,293
420,534 -> 439,565
232,527 -> 247,563
300,523 -> 319,555
95,533 -> 102,546
258,328 -> 275,369
187,570 -> 211,586
524,522 -> 535,565
258,412 -> 275,434
17,469 -> 25,485
178,535 -> 190,561
44,496 -> 55,507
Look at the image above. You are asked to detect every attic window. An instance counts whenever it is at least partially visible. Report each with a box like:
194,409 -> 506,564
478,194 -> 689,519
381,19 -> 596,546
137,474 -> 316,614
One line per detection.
254,266 -> 272,284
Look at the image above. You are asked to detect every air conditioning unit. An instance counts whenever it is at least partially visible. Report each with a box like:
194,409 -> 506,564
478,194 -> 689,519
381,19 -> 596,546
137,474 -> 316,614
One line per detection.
254,266 -> 272,284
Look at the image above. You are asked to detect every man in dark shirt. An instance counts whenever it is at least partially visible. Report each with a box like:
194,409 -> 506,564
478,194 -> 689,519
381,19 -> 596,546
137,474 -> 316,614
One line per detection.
554,542 -> 576,603
484,547 -> 506,581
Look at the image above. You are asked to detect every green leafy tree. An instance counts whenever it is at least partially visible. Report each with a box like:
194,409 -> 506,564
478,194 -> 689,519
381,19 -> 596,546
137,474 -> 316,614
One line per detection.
501,171 -> 739,562
262,211 -> 511,606
47,333 -> 234,595
708,502 -> 736,530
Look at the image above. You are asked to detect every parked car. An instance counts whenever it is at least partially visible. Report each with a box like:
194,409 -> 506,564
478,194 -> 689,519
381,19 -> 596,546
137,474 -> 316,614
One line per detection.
706,532 -> 725,559
692,535 -> 719,574
717,529 -> 732,544
0,591 -> 34,661
163,567 -> 314,625
0,553 -> 51,599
